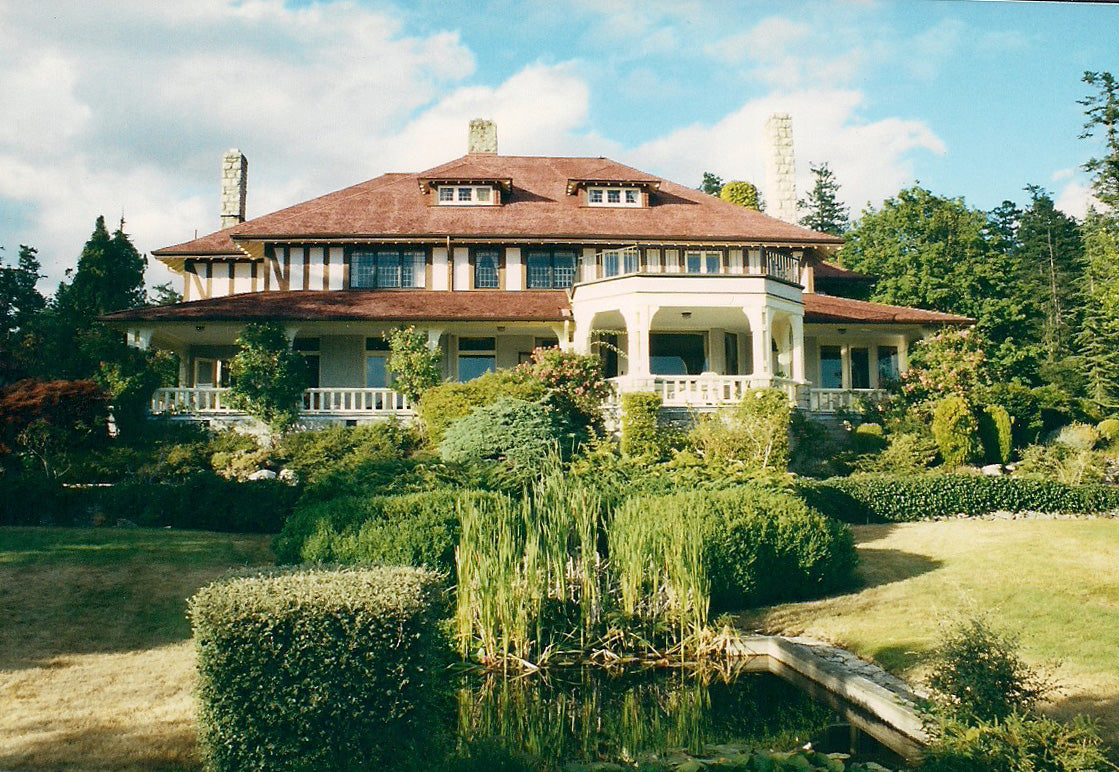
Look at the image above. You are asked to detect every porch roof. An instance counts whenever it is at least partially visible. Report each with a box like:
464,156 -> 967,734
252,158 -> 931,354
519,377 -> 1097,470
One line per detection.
100,290 -> 571,324
803,294 -> 972,325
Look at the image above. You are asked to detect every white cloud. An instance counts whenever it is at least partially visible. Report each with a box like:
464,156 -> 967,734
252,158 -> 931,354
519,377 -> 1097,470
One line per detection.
627,89 -> 945,216
1054,178 -> 1097,220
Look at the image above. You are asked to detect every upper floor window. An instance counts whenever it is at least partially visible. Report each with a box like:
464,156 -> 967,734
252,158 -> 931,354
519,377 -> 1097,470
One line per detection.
684,249 -> 723,274
526,249 -> 577,289
474,249 -> 500,289
601,247 -> 640,278
350,249 -> 426,289
437,185 -> 497,206
587,186 -> 643,207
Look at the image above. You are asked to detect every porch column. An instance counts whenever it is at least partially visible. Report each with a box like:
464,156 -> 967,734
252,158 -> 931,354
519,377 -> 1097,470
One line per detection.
572,320 -> 593,356
790,315 -> 805,383
744,306 -> 772,385
423,328 -> 444,350
709,327 -> 726,374
899,335 -> 910,373
621,305 -> 655,378
841,344 -> 852,390
554,320 -> 576,352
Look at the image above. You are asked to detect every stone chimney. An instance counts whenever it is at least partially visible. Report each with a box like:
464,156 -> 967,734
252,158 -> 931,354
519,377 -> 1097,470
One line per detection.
468,119 -> 497,155
220,149 -> 248,229
765,113 -> 797,224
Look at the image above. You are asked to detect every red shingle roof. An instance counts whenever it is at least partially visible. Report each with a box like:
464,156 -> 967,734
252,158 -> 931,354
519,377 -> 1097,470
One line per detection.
153,156 -> 843,257
815,261 -> 873,281
100,290 -> 571,323
803,294 -> 972,325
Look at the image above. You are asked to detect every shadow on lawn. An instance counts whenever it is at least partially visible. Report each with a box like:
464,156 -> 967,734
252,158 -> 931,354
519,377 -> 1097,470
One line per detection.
854,548 -> 944,592
1048,691 -> 1119,762
0,721 -> 200,772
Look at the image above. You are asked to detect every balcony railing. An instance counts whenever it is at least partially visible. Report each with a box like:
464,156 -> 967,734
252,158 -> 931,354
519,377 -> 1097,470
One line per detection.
807,388 -> 887,413
150,387 -> 412,417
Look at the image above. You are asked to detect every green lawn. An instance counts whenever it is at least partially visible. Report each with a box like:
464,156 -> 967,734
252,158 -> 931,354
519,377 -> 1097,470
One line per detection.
738,518 -> 1119,751
0,527 -> 273,772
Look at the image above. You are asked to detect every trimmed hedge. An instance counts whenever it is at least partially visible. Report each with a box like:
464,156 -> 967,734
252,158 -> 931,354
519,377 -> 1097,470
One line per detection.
0,473 -> 297,532
189,567 -> 449,772
274,489 -> 503,568
620,392 -> 662,459
797,474 -> 1119,524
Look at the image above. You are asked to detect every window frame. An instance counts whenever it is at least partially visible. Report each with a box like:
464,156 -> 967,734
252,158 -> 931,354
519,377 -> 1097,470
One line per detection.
682,249 -> 724,275
473,248 -> 501,289
457,336 -> 497,382
435,185 -> 498,206
525,249 -> 578,289
586,186 -> 643,208
348,248 -> 426,289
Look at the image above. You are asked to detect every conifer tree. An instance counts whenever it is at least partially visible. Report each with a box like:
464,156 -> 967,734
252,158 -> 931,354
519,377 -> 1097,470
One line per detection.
797,162 -> 849,235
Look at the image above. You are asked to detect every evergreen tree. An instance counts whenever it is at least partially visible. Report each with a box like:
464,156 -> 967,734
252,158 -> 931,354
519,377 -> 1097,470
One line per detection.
0,245 -> 46,383
699,172 -> 724,196
1015,186 -> 1084,365
797,162 -> 849,235
1079,71 -> 1119,211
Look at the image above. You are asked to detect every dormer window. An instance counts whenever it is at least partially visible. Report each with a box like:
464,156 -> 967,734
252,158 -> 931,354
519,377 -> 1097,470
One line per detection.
587,186 -> 643,207
437,185 -> 497,206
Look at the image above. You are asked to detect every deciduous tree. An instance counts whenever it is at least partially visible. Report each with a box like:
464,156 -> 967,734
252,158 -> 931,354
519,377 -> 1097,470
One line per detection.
719,180 -> 763,210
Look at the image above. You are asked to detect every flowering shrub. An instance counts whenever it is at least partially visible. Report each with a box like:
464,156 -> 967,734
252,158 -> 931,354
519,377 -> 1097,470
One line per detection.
515,347 -> 610,426
892,328 -> 991,410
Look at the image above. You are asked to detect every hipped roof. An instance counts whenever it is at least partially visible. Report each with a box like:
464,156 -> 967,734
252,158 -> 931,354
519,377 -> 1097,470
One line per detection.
153,155 -> 844,258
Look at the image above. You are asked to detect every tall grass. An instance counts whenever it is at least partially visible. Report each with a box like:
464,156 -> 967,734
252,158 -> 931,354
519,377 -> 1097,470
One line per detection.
454,460 -> 607,664
608,494 -> 709,649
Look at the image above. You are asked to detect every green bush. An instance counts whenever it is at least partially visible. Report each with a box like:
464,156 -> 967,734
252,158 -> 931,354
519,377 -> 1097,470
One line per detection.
797,474 -> 1119,523
689,388 -> 791,471
978,383 -> 1043,449
1056,423 -> 1101,451
978,404 -> 1013,466
920,713 -> 1113,772
416,370 -> 545,446
926,616 -> 1048,723
0,472 -> 297,531
855,431 -> 938,474
228,322 -> 310,432
620,392 -> 662,459
439,397 -> 581,473
189,567 -> 450,772
1097,417 -> 1119,445
932,396 -> 980,467
851,422 -> 886,454
289,490 -> 503,572
613,486 -> 858,613
276,422 -> 416,484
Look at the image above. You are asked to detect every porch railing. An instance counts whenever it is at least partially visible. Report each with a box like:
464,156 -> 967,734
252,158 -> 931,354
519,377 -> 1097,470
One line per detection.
606,375 -> 802,408
150,387 -> 412,417
807,388 -> 886,413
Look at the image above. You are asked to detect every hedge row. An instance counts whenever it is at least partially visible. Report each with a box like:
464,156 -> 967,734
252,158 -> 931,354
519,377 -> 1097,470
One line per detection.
0,474 -> 297,533
798,474 -> 1119,523
189,567 -> 449,771
274,489 -> 504,569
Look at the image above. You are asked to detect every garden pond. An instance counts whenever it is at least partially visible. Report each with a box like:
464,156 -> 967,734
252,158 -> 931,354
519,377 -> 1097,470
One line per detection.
424,662 -> 917,770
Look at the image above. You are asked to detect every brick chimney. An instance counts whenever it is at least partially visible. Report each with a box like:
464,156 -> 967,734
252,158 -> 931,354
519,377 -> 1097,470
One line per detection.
468,119 -> 497,155
220,149 -> 248,229
765,114 -> 797,224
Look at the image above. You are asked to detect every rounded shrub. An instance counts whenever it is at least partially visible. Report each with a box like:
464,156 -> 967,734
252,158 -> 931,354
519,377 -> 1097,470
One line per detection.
852,422 -> 886,453
978,404 -> 1013,465
620,392 -> 662,459
1055,422 -> 1100,451
439,397 -> 580,471
416,371 -> 545,447
189,566 -> 450,772
932,395 -> 979,467
1098,417 -> 1119,445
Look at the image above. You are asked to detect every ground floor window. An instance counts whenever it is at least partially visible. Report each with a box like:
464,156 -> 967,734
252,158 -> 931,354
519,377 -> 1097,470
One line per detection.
724,332 -> 739,375
293,338 -> 320,388
878,345 -> 900,384
650,333 -> 706,375
458,337 -> 495,381
850,347 -> 871,389
819,345 -> 842,389
194,358 -> 230,388
365,337 -> 391,388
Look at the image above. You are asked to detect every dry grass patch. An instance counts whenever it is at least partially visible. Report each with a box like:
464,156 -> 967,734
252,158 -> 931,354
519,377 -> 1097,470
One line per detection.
0,528 -> 273,772
738,518 -> 1119,750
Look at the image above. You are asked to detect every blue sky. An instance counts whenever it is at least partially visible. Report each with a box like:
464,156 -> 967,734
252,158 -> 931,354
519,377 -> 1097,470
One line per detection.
0,0 -> 1115,288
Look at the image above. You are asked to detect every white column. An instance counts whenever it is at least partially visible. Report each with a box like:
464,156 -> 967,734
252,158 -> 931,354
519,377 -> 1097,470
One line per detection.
581,247 -> 597,282
709,328 -> 726,374
841,343 -> 852,390
424,328 -> 444,350
622,305 -> 655,378
744,306 -> 771,383
790,315 -> 805,383
899,335 -> 910,373
431,247 -> 449,291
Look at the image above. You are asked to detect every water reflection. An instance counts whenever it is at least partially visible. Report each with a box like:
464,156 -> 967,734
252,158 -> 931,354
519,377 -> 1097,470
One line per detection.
442,664 -> 903,770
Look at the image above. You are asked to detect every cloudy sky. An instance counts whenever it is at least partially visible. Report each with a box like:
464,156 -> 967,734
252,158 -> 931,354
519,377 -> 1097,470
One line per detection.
1,0 -> 1115,289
